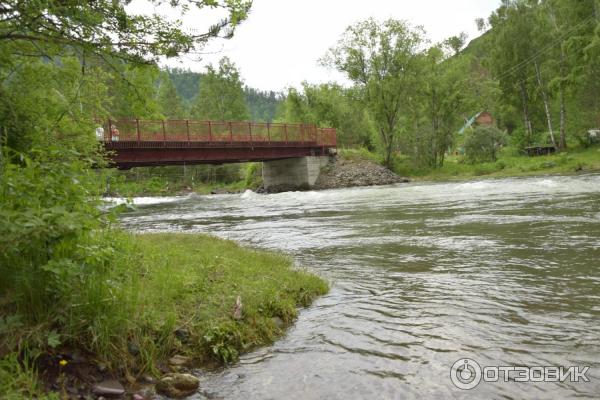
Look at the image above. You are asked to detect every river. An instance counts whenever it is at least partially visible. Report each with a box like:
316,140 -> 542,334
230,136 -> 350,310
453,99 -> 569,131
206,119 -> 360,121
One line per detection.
120,174 -> 600,399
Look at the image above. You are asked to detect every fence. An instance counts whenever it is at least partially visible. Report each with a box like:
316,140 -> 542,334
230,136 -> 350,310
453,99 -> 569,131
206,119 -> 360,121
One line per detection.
99,119 -> 337,147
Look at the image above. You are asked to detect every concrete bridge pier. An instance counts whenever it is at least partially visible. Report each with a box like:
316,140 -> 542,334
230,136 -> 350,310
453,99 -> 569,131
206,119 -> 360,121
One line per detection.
262,156 -> 330,191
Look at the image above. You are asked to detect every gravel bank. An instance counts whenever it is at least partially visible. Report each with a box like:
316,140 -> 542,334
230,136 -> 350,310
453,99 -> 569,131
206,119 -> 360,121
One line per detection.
313,156 -> 409,190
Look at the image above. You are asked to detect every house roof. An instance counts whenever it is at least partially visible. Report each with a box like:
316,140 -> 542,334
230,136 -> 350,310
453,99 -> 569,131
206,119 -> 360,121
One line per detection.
458,111 -> 482,135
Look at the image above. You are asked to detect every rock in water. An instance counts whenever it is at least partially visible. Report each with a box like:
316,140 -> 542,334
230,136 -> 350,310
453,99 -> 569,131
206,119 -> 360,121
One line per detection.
155,373 -> 200,398
92,379 -> 125,397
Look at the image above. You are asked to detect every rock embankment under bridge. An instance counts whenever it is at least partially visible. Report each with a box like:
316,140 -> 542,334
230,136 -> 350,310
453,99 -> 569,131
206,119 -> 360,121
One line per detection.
312,156 -> 409,190
258,155 -> 409,193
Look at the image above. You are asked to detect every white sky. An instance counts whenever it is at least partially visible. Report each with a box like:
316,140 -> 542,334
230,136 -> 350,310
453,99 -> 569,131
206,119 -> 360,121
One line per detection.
133,0 -> 501,92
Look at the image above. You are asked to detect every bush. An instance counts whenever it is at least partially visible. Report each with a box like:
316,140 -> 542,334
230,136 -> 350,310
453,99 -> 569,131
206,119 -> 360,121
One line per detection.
0,146 -> 129,355
464,126 -> 508,163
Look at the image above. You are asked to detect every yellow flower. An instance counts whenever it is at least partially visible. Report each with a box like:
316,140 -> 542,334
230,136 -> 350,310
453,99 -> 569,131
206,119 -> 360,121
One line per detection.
59,359 -> 68,367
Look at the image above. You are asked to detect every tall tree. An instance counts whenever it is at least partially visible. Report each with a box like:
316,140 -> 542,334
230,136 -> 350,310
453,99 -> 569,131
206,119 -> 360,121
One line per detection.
110,64 -> 162,119
418,46 -> 469,167
489,1 -> 538,146
157,73 -> 186,119
193,57 -> 249,121
544,0 -> 596,148
324,18 -> 426,166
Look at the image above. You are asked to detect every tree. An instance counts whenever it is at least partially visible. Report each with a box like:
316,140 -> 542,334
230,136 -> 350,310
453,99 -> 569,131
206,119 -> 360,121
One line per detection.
244,87 -> 283,122
464,126 -> 507,163
0,1 -> 251,63
193,57 -> 249,121
0,1 -> 252,153
415,46 -> 469,168
324,19 -> 426,167
109,64 -> 162,119
544,0 -> 596,149
278,83 -> 374,147
444,32 -> 469,56
157,73 -> 186,119
489,1 -> 539,146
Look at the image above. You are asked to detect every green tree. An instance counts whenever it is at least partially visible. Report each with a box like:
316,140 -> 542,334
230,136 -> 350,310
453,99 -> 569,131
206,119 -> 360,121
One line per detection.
0,1 -> 251,63
168,68 -> 202,105
278,83 -> 373,147
489,1 -> 539,146
416,46 -> 469,167
157,73 -> 186,119
444,32 -> 469,56
109,64 -> 162,119
324,18 -> 426,166
193,57 -> 249,121
245,87 -> 283,122
464,125 -> 508,163
544,0 -> 597,149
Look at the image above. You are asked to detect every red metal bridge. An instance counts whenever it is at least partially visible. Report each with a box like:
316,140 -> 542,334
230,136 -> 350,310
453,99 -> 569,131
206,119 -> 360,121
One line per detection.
100,119 -> 337,169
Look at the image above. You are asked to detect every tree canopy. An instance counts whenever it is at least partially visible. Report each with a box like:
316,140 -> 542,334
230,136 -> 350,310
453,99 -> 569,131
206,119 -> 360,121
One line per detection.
193,57 -> 249,121
323,18 -> 426,166
0,1 -> 251,63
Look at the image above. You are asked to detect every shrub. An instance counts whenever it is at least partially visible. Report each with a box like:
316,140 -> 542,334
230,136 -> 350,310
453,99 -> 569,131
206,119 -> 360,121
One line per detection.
464,126 -> 508,163
0,145 -> 125,356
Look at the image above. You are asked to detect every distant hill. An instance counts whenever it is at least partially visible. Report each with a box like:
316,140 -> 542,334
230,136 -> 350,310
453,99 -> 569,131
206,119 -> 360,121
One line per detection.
460,30 -> 493,60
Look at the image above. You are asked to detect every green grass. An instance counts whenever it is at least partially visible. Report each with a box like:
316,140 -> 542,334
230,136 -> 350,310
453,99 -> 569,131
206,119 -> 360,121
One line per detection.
339,147 -> 384,164
0,232 -> 328,396
392,146 -> 600,181
0,354 -> 58,400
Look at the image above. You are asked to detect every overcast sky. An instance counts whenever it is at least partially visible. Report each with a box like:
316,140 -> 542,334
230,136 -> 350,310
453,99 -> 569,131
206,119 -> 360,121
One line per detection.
134,0 -> 501,92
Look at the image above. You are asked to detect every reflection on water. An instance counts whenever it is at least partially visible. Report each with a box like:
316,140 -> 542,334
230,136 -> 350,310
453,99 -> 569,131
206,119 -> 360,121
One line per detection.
120,174 -> 600,399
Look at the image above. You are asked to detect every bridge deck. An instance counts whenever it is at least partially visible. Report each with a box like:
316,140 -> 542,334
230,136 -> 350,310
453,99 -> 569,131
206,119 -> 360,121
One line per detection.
99,119 -> 336,168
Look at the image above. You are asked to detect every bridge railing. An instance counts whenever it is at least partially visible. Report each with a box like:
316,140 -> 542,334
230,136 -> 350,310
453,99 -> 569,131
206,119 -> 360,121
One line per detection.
99,119 -> 336,147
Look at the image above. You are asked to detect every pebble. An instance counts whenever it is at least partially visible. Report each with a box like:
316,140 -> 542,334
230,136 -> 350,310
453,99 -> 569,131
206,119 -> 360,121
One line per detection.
91,379 -> 125,397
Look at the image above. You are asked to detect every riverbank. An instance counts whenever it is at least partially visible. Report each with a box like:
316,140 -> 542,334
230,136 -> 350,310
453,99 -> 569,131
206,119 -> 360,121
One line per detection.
0,233 -> 328,399
104,146 -> 600,197
392,146 -> 600,182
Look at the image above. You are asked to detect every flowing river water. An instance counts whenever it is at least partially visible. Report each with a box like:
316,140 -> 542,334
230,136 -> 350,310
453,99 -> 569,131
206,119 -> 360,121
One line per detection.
120,174 -> 600,399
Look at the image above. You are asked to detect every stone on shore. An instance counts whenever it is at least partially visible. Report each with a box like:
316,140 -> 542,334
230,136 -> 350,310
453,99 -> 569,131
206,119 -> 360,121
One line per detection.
155,373 -> 200,398
91,379 -> 125,397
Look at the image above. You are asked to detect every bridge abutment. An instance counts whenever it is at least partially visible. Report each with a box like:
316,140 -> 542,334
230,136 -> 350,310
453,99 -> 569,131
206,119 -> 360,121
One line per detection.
262,156 -> 330,191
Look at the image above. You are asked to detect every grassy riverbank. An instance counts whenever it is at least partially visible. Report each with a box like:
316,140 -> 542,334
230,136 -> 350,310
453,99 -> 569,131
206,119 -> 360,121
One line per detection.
0,232 -> 327,399
342,146 -> 600,182
393,146 -> 600,182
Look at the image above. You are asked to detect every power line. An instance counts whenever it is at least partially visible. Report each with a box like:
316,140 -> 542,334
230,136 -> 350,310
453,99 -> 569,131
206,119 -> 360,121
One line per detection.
493,15 -> 595,82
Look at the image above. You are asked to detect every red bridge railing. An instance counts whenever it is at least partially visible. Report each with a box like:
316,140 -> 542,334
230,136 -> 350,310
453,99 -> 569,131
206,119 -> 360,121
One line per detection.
99,119 -> 337,148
